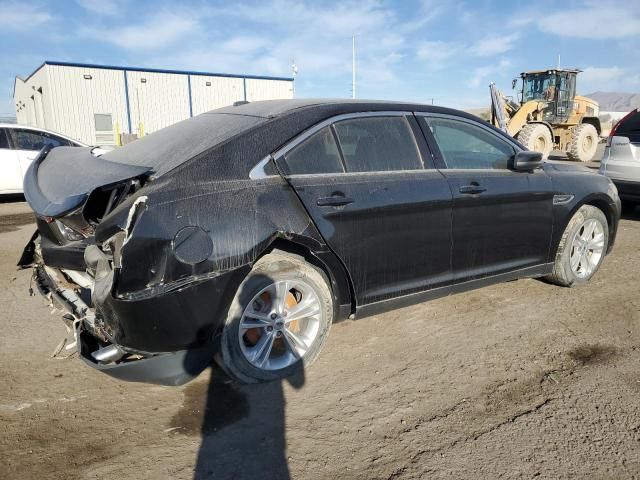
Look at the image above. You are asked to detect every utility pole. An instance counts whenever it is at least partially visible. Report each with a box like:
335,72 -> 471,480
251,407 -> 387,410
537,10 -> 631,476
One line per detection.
352,35 -> 356,99
291,61 -> 298,98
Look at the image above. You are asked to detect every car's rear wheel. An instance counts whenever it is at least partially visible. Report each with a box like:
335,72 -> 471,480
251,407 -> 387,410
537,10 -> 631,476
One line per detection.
546,205 -> 608,287
218,251 -> 333,383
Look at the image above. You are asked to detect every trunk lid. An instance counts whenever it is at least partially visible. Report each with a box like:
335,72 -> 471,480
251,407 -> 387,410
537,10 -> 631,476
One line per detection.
24,146 -> 151,218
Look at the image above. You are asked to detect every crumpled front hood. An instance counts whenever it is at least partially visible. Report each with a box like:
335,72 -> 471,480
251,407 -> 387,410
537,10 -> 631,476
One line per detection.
24,146 -> 151,218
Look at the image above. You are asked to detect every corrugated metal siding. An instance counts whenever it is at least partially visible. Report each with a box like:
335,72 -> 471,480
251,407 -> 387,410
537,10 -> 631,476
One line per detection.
125,70 -> 190,136
14,67 -> 50,130
190,75 -> 245,115
245,79 -> 293,102
14,63 -> 293,146
46,65 -> 128,144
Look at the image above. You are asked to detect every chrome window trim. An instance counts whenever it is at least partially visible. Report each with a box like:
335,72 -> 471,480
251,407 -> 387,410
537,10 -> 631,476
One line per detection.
414,111 -> 523,152
284,168 -> 436,179
249,155 -> 274,180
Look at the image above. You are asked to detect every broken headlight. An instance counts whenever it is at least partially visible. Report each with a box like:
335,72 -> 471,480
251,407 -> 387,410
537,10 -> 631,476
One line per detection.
55,219 -> 86,242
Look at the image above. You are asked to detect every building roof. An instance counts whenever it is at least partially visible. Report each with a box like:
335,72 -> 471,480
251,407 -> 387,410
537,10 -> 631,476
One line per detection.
14,60 -> 294,96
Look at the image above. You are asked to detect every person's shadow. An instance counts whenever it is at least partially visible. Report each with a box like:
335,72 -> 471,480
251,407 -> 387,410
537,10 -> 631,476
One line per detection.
188,366 -> 304,479
171,273 -> 306,479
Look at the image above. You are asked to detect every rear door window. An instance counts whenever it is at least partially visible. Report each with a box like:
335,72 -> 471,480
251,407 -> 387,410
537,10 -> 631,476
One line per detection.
423,117 -> 515,169
11,130 -> 47,150
333,116 -> 423,172
43,133 -> 74,147
11,130 -> 68,150
0,128 -> 10,149
283,126 -> 344,175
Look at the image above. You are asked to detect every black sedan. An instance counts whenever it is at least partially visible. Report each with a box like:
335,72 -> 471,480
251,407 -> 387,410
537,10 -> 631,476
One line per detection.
20,100 -> 621,385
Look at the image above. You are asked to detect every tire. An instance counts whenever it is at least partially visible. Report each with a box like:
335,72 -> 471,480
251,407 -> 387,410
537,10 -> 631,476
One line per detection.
567,124 -> 598,162
517,123 -> 553,159
218,251 -> 333,383
546,205 -> 608,287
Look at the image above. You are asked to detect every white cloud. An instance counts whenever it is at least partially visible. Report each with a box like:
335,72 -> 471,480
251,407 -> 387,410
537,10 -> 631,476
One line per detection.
470,33 -> 519,57
402,0 -> 446,32
580,66 -> 640,93
468,59 -> 512,87
0,2 -> 52,31
130,0 -> 416,95
533,3 -> 640,39
82,12 -> 198,50
75,0 -> 123,15
416,41 -> 460,69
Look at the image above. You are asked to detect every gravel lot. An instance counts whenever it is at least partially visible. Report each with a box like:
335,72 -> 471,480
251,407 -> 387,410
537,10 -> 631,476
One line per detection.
1,192 -> 639,480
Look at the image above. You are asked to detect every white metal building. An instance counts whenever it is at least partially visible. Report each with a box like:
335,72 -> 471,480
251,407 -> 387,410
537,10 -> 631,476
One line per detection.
14,61 -> 293,146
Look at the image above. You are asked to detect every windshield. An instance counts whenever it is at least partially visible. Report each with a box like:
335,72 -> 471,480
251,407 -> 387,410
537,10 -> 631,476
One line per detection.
522,74 -> 556,102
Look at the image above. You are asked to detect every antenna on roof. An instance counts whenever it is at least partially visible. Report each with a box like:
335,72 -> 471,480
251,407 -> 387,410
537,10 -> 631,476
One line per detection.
557,54 -> 561,69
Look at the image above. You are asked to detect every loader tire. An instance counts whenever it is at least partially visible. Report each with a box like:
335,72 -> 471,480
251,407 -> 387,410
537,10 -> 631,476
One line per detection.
567,124 -> 598,162
517,123 -> 553,159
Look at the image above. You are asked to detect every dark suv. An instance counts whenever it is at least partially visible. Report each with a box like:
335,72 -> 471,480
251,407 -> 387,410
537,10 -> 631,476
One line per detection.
20,100 -> 621,385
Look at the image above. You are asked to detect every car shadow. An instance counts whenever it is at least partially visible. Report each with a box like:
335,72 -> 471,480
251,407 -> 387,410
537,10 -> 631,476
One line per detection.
175,273 -> 306,480
621,204 -> 640,221
0,193 -> 26,203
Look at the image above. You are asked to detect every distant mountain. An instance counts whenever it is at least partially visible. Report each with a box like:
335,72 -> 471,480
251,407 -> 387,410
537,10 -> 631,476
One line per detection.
584,91 -> 640,111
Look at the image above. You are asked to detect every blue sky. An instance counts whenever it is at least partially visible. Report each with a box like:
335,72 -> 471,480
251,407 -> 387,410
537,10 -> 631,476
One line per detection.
1,0 -> 639,115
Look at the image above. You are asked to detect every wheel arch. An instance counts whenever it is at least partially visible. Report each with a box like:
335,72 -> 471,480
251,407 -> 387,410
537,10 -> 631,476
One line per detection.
553,195 -> 616,258
258,236 -> 355,321
580,116 -> 602,135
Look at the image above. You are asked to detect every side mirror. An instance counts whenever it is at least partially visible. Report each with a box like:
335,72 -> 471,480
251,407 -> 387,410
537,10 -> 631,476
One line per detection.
512,151 -> 543,171
512,78 -> 518,90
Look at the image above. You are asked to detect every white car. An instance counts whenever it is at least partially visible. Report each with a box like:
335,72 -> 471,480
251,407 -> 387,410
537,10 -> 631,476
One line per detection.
0,124 -> 86,195
599,108 -> 640,212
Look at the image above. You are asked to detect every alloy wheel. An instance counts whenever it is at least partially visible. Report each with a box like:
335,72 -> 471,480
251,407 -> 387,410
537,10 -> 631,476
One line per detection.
239,279 -> 322,371
569,218 -> 605,278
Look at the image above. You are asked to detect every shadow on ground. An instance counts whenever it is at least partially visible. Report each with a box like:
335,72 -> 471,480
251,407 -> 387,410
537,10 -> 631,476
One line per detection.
0,194 -> 26,204
171,271 -> 307,479
621,204 -> 640,221
169,365 -> 304,479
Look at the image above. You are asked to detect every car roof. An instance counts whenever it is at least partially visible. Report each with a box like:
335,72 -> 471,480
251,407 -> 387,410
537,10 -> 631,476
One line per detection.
0,123 -> 86,146
211,98 -> 459,119
103,98 -> 514,180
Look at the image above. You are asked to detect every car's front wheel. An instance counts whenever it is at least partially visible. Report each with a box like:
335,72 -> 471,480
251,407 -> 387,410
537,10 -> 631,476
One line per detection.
546,205 -> 608,287
218,251 -> 333,383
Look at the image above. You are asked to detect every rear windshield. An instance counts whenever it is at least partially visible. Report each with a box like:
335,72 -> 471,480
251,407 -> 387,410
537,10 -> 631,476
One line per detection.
616,110 -> 640,142
102,113 -> 265,176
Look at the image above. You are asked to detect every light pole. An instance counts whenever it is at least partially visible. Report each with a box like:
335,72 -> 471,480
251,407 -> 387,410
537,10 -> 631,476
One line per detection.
352,35 -> 356,99
291,61 -> 298,97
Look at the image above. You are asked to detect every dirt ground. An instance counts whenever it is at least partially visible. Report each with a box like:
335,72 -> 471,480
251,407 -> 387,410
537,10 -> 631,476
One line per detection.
1,197 -> 639,480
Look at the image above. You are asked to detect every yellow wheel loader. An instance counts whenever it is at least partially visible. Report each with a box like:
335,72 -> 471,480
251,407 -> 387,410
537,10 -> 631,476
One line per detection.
490,69 -> 600,162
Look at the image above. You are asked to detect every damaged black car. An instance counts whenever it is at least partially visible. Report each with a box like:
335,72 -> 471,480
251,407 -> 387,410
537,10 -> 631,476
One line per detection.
20,99 -> 621,385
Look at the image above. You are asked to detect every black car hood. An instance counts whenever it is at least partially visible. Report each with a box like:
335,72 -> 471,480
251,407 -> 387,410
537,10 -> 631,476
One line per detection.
24,146 -> 151,217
